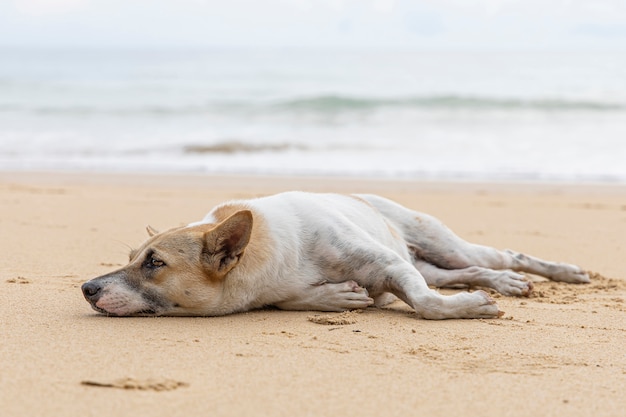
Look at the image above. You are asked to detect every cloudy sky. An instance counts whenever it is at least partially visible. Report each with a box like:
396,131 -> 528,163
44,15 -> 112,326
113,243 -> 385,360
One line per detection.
1,0 -> 626,49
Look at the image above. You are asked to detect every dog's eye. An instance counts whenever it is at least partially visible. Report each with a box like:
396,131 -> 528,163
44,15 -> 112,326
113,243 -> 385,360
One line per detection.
144,256 -> 166,269
151,258 -> 165,267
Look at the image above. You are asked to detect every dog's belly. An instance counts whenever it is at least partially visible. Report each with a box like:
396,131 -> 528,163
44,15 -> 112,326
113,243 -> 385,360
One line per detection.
307,242 -> 409,297
314,255 -> 383,284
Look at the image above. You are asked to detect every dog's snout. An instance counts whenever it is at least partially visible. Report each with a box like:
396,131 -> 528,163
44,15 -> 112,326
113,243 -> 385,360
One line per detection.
82,281 -> 102,301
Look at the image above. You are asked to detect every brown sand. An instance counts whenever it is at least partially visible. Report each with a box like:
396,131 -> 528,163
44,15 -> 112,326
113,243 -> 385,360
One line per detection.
1,172 -> 626,416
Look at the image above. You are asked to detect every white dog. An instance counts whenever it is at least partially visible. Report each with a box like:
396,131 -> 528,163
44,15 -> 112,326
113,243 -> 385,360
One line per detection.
81,192 -> 589,319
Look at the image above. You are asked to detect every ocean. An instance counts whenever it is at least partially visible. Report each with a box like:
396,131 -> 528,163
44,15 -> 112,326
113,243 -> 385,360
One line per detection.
1,47 -> 625,182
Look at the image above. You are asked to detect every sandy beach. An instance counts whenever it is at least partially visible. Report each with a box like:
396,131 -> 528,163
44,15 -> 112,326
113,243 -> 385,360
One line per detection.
1,171 -> 626,417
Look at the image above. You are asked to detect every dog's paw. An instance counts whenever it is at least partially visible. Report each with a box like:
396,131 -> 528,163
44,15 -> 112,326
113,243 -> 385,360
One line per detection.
314,280 -> 374,311
491,270 -> 533,297
334,280 -> 374,309
465,290 -> 503,318
277,281 -> 374,312
419,290 -> 502,320
550,265 -> 590,284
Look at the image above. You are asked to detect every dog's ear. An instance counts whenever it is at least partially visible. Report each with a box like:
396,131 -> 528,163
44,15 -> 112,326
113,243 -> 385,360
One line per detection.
202,210 -> 253,277
146,225 -> 159,237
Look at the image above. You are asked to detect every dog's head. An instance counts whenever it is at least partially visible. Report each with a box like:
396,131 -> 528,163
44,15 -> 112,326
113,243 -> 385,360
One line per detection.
81,210 -> 253,316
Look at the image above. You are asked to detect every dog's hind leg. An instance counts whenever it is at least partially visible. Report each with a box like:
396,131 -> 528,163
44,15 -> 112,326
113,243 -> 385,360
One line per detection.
404,224 -> 589,285
274,281 -> 374,312
360,194 -> 589,284
406,226 -> 590,285
413,259 -> 533,296
364,257 -> 502,319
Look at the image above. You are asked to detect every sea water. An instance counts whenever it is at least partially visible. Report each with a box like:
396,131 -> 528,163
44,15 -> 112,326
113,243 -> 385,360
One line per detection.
1,47 -> 625,182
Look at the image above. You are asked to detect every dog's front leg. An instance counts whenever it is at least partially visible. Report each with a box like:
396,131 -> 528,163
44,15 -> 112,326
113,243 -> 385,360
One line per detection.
274,280 -> 374,312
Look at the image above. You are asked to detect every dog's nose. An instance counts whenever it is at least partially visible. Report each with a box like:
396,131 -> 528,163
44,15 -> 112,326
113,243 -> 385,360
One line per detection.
81,281 -> 102,301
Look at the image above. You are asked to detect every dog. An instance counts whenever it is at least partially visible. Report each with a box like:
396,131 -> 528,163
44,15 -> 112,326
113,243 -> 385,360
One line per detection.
81,192 -> 590,319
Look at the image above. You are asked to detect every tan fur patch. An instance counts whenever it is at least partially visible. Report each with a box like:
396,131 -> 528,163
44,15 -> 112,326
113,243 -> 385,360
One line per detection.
385,220 -> 401,239
348,194 -> 376,209
210,203 -> 273,269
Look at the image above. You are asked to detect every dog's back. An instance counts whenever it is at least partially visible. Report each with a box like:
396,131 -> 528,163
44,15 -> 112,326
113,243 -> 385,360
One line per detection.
207,192 -> 409,252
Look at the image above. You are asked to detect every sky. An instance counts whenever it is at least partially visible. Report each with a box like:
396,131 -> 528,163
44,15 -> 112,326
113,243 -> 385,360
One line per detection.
1,0 -> 626,50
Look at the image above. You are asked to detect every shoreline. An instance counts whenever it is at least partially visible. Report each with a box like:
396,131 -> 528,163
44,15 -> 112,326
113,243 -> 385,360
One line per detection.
3,169 -> 626,195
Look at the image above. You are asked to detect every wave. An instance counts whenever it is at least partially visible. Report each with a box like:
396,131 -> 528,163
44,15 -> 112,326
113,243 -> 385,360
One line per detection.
275,94 -> 626,112
0,104 -> 212,116
183,141 -> 307,154
1,94 -> 624,116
